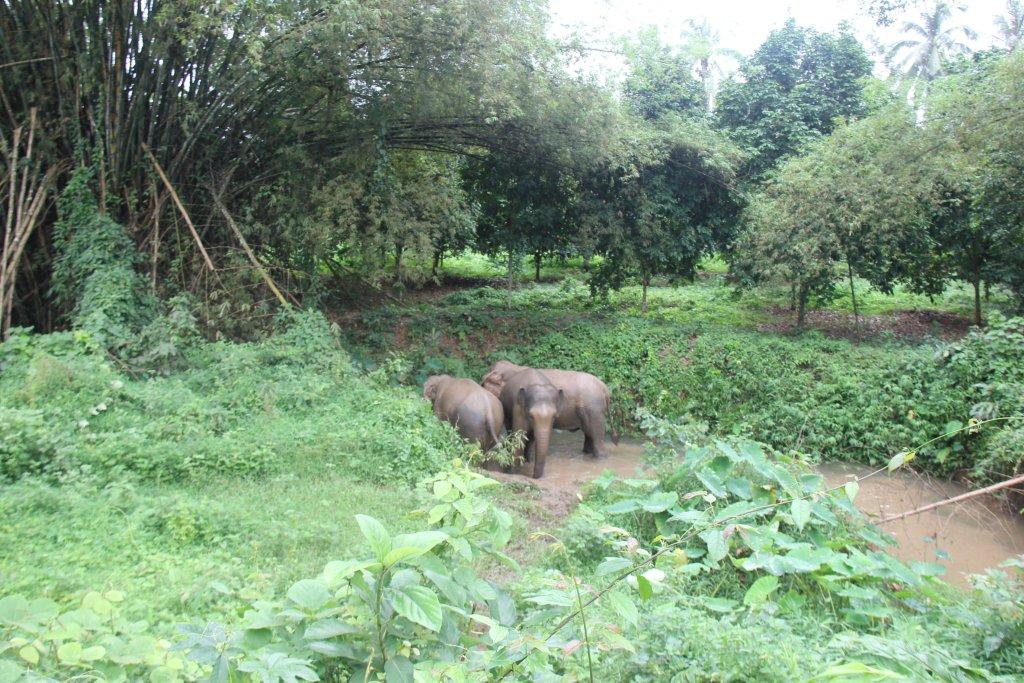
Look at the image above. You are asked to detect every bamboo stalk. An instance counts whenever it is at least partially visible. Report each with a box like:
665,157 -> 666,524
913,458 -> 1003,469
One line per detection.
142,143 -> 215,273
877,473 -> 1024,525
210,192 -> 291,308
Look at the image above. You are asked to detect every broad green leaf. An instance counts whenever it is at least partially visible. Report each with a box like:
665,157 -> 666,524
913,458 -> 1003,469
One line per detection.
743,575 -> 780,607
323,560 -> 377,587
726,477 -> 753,499
80,646 -> 106,662
355,514 -> 392,562
432,480 -> 453,499
887,451 -> 915,471
700,529 -> 728,563
641,491 -> 678,512
526,589 -> 573,607
385,655 -> 414,683
844,481 -> 859,503
19,645 -> 39,665
596,557 -> 633,577
384,531 -> 447,566
702,597 -> 738,613
790,498 -> 812,530
605,590 -> 638,626
58,641 -> 83,664
696,470 -> 728,498
287,579 -> 331,611
391,585 -> 443,631
303,618 -> 358,640
636,575 -> 653,600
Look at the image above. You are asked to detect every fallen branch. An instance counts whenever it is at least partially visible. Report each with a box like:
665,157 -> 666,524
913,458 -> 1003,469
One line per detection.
878,473 -> 1024,525
142,143 -> 216,273
210,192 -> 293,308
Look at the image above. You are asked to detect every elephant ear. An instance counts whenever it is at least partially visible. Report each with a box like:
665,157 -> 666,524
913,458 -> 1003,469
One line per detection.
481,371 -> 505,396
516,386 -> 527,410
423,376 -> 442,401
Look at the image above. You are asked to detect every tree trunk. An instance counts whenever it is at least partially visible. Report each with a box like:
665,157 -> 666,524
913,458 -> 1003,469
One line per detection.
847,259 -> 860,333
534,251 -> 541,283
789,282 -> 797,311
394,244 -> 404,283
972,271 -> 983,327
507,248 -> 515,309
796,283 -> 809,332
431,249 -> 441,278
641,273 -> 650,314
583,254 -> 591,273
984,279 -> 991,302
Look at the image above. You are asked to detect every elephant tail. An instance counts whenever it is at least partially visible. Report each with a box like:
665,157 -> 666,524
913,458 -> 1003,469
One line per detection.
486,413 -> 501,450
606,387 -> 621,445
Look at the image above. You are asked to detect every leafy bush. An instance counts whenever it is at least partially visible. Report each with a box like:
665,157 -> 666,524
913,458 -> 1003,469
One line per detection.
0,591 -> 196,682
365,283 -> 1024,483
0,312 -> 462,485
51,165 -> 155,350
0,408 -> 65,481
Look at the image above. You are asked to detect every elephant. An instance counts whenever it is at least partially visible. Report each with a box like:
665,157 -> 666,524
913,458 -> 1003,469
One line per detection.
423,375 -> 505,453
482,360 -> 611,460
481,367 -> 563,479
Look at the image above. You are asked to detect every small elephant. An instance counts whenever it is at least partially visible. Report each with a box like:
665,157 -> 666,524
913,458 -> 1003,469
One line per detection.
483,367 -> 563,479
483,360 -> 611,459
423,375 -> 505,452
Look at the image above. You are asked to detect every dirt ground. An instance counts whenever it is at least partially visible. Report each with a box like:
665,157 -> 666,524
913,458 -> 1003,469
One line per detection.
761,306 -> 973,341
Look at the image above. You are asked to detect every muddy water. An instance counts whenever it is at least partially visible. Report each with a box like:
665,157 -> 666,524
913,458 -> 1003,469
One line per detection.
497,435 -> 1024,587
502,430 -> 648,492
820,462 -> 1024,587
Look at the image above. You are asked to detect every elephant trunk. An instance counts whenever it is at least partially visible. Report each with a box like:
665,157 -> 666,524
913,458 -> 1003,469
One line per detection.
531,424 -> 552,479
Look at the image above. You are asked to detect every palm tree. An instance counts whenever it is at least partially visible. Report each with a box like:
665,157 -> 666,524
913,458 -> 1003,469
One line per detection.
886,2 -> 977,80
994,0 -> 1024,50
681,19 -> 742,111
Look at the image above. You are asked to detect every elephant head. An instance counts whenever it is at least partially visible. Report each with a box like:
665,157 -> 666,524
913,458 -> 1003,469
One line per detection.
481,360 -> 523,397
516,381 -> 564,479
422,374 -> 452,402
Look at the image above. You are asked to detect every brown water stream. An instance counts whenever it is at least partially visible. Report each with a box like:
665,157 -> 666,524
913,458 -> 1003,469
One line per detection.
498,433 -> 1024,587
820,462 -> 1024,587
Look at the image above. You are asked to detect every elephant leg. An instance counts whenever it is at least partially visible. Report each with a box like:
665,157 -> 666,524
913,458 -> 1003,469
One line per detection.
580,407 -> 607,459
511,410 -> 530,466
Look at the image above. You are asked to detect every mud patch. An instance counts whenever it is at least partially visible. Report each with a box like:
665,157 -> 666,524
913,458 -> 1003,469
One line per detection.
481,431 -> 647,518
761,307 -> 972,341
820,462 -> 1024,587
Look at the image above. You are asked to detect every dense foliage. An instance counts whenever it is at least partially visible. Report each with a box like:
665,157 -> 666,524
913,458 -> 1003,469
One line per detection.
0,311 -> 462,486
344,280 -> 1024,484
4,2 -> 1024,681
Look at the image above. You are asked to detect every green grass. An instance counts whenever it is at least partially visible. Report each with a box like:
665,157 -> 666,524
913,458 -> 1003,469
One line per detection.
435,251 -> 1007,320
0,474 -> 421,628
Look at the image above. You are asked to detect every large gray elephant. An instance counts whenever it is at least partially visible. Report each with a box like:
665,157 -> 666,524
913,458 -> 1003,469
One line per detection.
482,367 -> 563,479
483,360 -> 611,459
423,375 -> 504,452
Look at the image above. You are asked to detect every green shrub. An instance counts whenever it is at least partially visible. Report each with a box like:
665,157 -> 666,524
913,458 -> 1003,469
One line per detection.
0,408 -> 65,481
0,311 -> 461,485
51,165 -> 155,350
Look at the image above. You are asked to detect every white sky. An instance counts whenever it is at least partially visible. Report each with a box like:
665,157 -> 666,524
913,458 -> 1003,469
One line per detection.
548,0 -> 1009,80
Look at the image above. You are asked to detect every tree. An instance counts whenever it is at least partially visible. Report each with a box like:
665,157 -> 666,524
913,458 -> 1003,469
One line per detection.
622,28 -> 707,121
717,20 -> 873,178
910,50 -> 1024,322
732,103 -> 937,331
885,2 -> 977,80
680,19 -> 742,111
995,0 -> 1024,50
